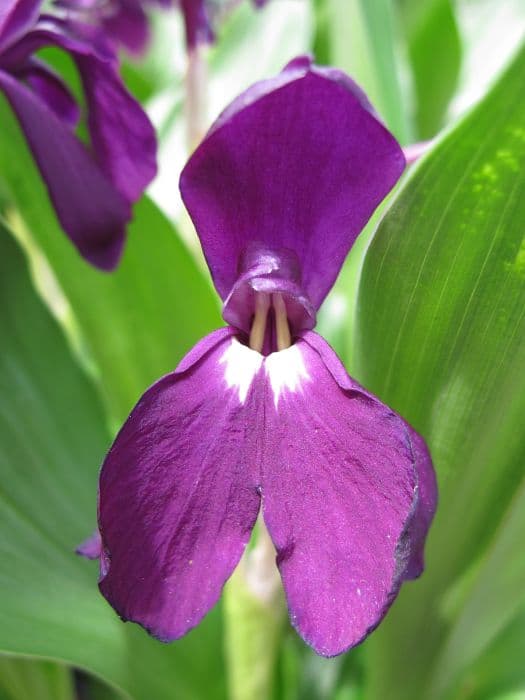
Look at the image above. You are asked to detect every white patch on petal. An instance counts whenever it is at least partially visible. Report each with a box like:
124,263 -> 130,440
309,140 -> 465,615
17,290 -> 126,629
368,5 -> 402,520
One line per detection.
220,338 -> 263,404
265,344 -> 310,407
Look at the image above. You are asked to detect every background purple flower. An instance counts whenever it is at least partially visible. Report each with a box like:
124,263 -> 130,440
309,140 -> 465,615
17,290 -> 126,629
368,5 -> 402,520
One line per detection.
93,57 -> 437,657
0,0 -> 157,269
55,0 -> 170,55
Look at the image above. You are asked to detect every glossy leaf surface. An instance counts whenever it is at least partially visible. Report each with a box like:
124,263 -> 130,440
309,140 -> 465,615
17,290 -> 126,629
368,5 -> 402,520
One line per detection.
354,41 -> 525,700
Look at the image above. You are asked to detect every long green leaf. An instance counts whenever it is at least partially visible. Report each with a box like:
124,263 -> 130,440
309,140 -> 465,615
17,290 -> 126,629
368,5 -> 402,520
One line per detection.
0,658 -> 74,700
0,224 -> 225,700
452,604 -> 525,700
353,40 -> 525,700
399,0 -> 461,138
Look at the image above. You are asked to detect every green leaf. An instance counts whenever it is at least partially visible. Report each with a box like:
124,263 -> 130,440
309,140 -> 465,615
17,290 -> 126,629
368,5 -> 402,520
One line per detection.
430,480 -> 525,697
352,40 -> 525,700
0,96 -> 221,426
0,224 -> 225,700
453,604 -> 525,700
399,0 -> 461,138
0,658 -> 74,700
321,0 -> 410,143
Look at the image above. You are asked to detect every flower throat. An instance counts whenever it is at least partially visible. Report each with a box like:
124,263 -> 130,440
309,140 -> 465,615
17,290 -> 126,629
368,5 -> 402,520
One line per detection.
248,292 -> 292,355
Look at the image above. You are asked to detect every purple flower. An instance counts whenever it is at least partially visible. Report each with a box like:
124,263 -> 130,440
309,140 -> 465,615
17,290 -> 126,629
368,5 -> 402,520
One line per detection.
0,0 -> 157,269
178,0 -> 213,50
94,57 -> 437,656
179,0 -> 270,51
54,0 -> 170,55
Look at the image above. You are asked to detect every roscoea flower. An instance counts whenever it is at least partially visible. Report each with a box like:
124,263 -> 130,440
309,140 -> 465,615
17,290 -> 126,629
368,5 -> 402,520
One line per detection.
0,0 -> 156,269
93,56 -> 437,656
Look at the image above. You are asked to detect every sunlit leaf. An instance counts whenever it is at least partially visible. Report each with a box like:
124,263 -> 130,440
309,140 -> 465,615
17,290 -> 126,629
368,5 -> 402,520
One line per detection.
398,0 -> 461,138
353,39 -> 525,700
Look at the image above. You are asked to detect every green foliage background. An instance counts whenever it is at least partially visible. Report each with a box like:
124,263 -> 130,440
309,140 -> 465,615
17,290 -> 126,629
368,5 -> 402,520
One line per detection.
0,0 -> 524,698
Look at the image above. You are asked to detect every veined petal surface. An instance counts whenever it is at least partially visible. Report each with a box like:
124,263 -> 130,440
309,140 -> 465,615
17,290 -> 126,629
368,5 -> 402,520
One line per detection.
98,328 -> 262,642
180,57 -> 405,308
261,332 -> 429,656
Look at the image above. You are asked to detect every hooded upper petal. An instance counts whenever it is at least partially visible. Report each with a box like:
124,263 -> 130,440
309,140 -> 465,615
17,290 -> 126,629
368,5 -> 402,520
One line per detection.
0,69 -> 129,269
260,331 -> 435,656
180,57 -> 405,310
98,328 -> 263,641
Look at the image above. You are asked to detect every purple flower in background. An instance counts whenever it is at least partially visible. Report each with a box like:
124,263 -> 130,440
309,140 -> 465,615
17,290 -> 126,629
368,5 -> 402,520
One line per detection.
178,0 -> 213,50
0,0 -> 156,269
55,0 -> 170,55
93,57 -> 437,656
179,0 -> 270,51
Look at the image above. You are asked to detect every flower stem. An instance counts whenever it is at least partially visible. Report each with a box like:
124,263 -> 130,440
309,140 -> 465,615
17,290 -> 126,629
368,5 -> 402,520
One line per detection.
185,46 -> 208,151
224,519 -> 285,700
223,295 -> 289,698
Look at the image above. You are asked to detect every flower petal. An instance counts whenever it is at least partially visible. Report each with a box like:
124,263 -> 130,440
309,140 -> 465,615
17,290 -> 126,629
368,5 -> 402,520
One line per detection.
180,57 -> 405,309
6,17 -> 157,203
0,0 -> 40,53
0,68 -> 129,269
302,330 -> 438,581
18,57 -> 80,125
260,332 -> 433,656
98,328 -> 262,641
102,0 -> 150,55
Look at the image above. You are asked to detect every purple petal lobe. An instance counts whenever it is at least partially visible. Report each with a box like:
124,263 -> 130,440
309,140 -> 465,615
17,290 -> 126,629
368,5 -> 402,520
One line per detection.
261,332 -> 429,656
180,59 -> 405,308
76,528 -> 102,559
98,329 -> 262,641
0,69 -> 129,269
18,58 -> 80,126
0,0 -> 40,53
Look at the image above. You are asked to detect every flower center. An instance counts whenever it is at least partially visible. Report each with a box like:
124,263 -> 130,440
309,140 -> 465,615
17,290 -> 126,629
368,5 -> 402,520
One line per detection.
248,292 -> 292,353
222,243 -> 316,349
